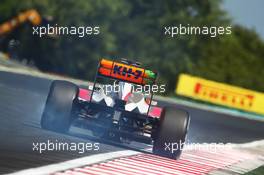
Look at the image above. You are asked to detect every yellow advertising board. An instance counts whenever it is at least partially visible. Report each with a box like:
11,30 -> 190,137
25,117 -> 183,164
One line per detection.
176,74 -> 264,115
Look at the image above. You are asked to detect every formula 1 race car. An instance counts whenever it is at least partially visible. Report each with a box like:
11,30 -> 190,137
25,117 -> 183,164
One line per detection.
41,58 -> 190,159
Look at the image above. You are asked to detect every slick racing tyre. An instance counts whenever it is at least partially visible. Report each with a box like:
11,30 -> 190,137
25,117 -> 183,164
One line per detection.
41,80 -> 79,133
153,106 -> 190,159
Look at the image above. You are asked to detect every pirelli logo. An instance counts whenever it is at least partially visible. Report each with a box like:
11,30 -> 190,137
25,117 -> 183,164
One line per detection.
194,83 -> 254,108
176,74 -> 264,115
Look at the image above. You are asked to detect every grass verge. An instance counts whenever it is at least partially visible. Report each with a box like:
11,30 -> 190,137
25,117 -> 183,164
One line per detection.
244,166 -> 264,175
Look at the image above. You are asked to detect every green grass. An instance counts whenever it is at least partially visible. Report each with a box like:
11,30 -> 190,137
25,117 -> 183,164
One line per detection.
244,166 -> 264,175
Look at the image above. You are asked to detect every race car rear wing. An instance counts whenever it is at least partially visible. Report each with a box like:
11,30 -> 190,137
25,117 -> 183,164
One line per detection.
97,59 -> 157,85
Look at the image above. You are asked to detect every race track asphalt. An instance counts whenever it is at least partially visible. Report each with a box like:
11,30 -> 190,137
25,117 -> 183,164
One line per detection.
0,71 -> 264,174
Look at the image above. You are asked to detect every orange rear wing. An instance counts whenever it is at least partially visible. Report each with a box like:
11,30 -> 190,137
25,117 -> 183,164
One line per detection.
98,59 -> 157,85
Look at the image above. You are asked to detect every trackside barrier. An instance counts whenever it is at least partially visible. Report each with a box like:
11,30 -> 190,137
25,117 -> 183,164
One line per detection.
176,74 -> 264,116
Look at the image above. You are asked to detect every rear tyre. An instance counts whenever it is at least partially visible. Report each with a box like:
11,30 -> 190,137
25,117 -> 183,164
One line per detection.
153,106 -> 190,159
41,80 -> 79,133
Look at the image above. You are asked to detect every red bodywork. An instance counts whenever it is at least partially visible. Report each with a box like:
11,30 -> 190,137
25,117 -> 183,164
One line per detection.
78,88 -> 162,118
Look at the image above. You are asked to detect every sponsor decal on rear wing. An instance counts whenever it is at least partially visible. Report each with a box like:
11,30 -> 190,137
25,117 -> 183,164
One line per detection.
98,59 -> 157,85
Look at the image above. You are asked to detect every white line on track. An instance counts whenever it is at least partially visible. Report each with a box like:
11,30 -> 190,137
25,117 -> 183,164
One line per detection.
8,140 -> 264,175
8,150 -> 141,175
